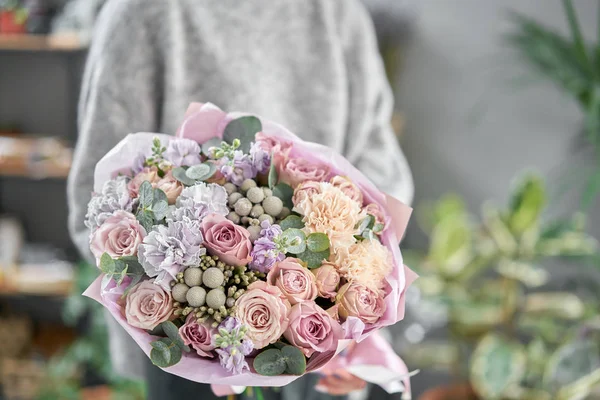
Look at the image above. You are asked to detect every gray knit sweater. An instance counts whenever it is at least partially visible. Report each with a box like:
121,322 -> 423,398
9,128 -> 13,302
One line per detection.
68,0 -> 413,380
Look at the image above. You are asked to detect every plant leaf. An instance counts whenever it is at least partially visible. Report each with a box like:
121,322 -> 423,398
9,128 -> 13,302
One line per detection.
281,228 -> 306,254
545,340 -> 600,391
201,137 -> 223,156
306,233 -> 330,253
139,181 -> 154,207
185,163 -> 216,181
281,345 -> 306,375
99,253 -> 116,275
161,321 -> 190,353
150,338 -> 182,368
253,348 -> 287,376
268,155 -> 278,189
470,334 -> 526,399
223,116 -> 262,153
151,200 -> 169,221
297,248 -> 330,269
172,167 -> 196,186
272,183 -> 294,209
357,214 -> 375,234
279,215 -> 304,231
136,210 -> 154,232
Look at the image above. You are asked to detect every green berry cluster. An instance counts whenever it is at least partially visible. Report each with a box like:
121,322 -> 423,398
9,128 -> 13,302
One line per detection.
171,254 -> 264,327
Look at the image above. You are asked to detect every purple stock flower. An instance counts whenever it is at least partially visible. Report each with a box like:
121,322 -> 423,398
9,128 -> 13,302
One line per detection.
221,150 -> 256,186
137,217 -> 206,290
249,141 -> 270,174
213,318 -> 253,375
132,152 -> 147,175
259,220 -> 283,240
164,138 -> 202,167
249,237 -> 285,273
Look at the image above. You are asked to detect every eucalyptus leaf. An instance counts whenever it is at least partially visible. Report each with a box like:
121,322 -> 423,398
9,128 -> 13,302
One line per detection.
136,210 -> 154,232
282,345 -> 306,375
272,183 -> 294,209
150,338 -> 182,368
172,167 -> 196,186
268,157 -> 278,189
297,248 -> 330,269
373,223 -> 385,233
201,137 -> 223,156
116,266 -> 128,286
223,116 -> 262,153
470,334 -> 526,399
279,215 -> 304,231
185,163 -> 216,181
99,253 -> 116,275
357,214 -> 375,234
306,233 -> 330,252
153,188 -> 168,206
139,181 -> 154,207
254,348 -> 287,376
152,200 -> 169,221
161,321 -> 190,353
281,228 -> 306,254
119,256 -> 145,276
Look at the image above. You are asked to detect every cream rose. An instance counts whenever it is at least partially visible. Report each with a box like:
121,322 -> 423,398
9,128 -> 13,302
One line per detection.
312,262 -> 340,299
235,281 -> 291,349
279,157 -> 330,188
155,170 -> 183,204
90,210 -> 146,260
267,258 -> 318,305
124,280 -> 172,330
292,180 -> 322,208
336,282 -> 386,325
330,176 -> 363,205
294,183 -> 365,250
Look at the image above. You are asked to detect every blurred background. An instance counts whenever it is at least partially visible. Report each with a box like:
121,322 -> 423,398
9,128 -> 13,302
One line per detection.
1,0 -> 600,399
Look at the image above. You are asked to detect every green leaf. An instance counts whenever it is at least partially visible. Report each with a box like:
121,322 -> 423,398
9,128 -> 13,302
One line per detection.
99,253 -> 116,274
172,167 -> 196,186
544,340 -> 600,390
297,248 -> 330,269
223,116 -> 262,153
357,215 -> 375,234
161,321 -> 190,353
306,233 -> 330,252
281,228 -> 306,254
279,215 -> 304,231
508,174 -> 546,235
119,256 -> 145,276
281,345 -> 306,375
253,348 -> 287,376
150,338 -> 182,368
151,200 -> 169,221
139,181 -> 154,207
136,210 -> 154,232
116,266 -> 128,286
186,163 -> 215,181
201,137 -> 222,156
272,183 -> 294,209
429,215 -> 473,278
470,334 -> 526,399
268,155 -> 278,189
373,223 -> 385,233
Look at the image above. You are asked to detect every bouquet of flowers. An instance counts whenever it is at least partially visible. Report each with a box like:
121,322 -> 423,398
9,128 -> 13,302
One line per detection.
83,103 -> 416,395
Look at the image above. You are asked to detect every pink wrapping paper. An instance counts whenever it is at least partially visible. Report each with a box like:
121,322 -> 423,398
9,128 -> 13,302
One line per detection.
86,102 -> 416,392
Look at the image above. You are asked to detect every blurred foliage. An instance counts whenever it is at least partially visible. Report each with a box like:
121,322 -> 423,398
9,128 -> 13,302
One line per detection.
408,172 -> 600,399
507,0 -> 600,211
36,263 -> 146,400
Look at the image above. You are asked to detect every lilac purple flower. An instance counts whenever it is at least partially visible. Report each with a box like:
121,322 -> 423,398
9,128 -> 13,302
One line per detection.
212,318 -> 254,375
85,176 -> 133,232
164,138 -> 202,167
249,237 -> 285,273
132,152 -> 147,175
249,141 -> 270,174
259,220 -> 283,240
137,217 -> 206,290
221,150 -> 257,186
168,182 -> 229,223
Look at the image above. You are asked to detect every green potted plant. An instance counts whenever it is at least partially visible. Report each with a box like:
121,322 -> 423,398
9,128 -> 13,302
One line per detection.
0,0 -> 28,34
403,173 -> 600,399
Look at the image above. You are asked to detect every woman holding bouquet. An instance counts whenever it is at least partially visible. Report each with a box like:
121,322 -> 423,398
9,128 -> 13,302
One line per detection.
68,0 -> 413,399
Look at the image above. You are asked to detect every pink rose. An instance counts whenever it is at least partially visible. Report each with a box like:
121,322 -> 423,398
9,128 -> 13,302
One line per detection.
255,132 -> 292,170
363,203 -> 390,233
179,314 -> 216,358
155,170 -> 183,205
235,281 -> 291,349
90,210 -> 146,260
312,262 -> 340,299
284,301 -> 343,357
336,283 -> 386,325
330,176 -> 363,205
292,181 -> 322,208
201,213 -> 253,266
125,280 -> 173,330
267,258 -> 318,305
128,167 -> 161,198
279,157 -> 330,188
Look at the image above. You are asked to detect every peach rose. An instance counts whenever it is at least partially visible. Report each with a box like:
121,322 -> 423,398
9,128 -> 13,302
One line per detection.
128,167 -> 161,198
125,280 -> 172,330
235,281 -> 291,349
267,258 -> 318,305
279,157 -> 330,188
155,170 -> 183,205
292,180 -> 322,207
336,282 -> 386,325
332,239 -> 392,291
255,132 -> 292,170
201,213 -> 253,266
90,210 -> 146,260
312,262 -> 340,299
330,176 -> 363,205
284,301 -> 343,357
295,183 -> 365,250
363,203 -> 390,233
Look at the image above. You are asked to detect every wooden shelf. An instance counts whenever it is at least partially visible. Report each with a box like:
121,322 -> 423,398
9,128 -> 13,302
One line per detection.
0,33 -> 87,52
0,165 -> 70,180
